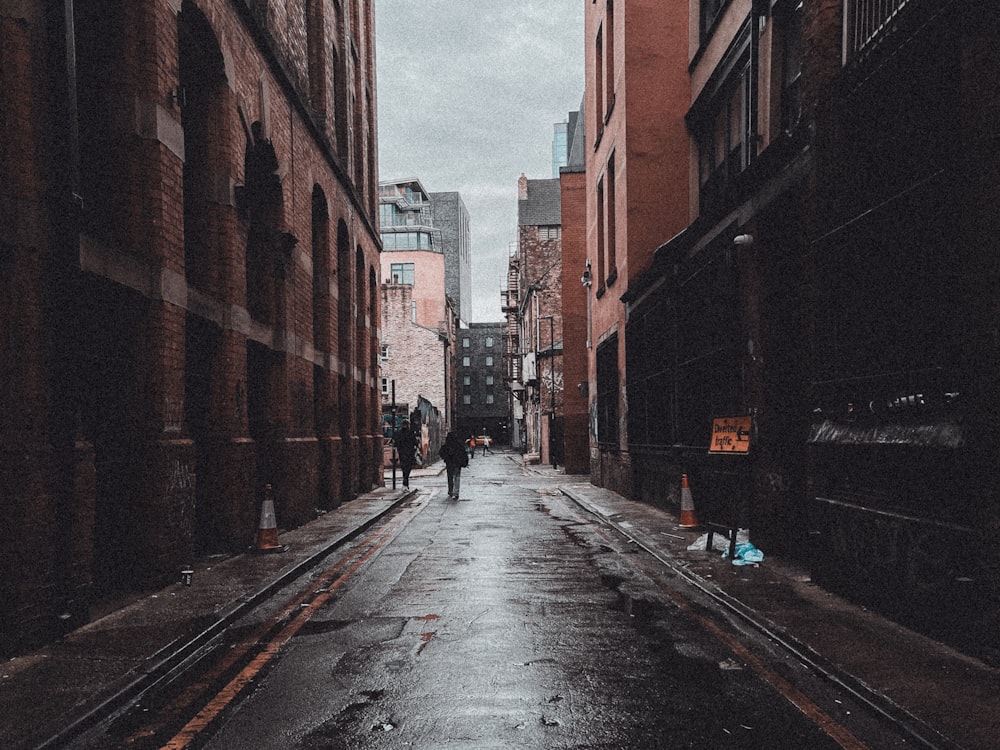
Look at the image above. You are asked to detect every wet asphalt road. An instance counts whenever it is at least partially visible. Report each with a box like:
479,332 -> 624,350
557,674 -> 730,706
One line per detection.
80,453 -> 911,749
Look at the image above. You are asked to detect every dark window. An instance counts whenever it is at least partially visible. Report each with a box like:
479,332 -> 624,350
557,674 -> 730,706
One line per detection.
701,0 -> 726,41
594,25 -> 604,144
606,151 -> 617,284
627,249 -> 741,448
780,1 -> 803,134
596,334 -> 619,446
698,63 -> 752,218
604,0 -> 615,118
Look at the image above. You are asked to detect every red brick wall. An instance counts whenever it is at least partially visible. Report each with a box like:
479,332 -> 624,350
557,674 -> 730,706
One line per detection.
380,284 -> 448,419
560,169 -> 591,475
0,0 -> 380,656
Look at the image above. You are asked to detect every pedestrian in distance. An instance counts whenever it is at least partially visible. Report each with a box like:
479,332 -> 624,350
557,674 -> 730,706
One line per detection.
394,420 -> 418,489
441,431 -> 469,500
466,434 -> 476,460
480,434 -> 491,456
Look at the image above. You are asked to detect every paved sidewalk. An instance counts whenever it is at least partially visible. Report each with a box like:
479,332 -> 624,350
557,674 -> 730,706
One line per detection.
0,487 -> 415,750
543,468 -> 999,750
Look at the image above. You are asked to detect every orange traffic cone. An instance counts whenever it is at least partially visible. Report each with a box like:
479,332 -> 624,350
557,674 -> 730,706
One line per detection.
679,473 -> 700,529
254,484 -> 286,553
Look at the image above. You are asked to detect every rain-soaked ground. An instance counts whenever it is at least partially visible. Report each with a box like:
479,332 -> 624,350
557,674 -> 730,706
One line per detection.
75,453 -> 915,749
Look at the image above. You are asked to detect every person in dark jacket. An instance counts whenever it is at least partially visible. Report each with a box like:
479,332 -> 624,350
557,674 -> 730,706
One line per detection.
440,430 -> 468,500
394,420 -> 418,488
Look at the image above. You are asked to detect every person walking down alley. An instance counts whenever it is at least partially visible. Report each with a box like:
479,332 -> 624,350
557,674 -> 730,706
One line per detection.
441,431 -> 469,500
394,420 -> 419,488
481,434 -> 491,456
466,434 -> 476,460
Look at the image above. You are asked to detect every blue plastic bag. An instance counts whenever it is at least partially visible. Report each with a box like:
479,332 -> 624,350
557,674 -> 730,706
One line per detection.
727,541 -> 764,566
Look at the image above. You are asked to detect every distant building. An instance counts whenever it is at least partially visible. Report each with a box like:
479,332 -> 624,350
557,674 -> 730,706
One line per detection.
504,175 -> 564,464
553,112 -> 583,179
430,192 -> 473,326
378,179 -> 468,446
455,323 -> 508,443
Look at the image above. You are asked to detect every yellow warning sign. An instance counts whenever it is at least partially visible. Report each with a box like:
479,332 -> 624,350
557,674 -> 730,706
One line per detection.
709,416 -> 752,454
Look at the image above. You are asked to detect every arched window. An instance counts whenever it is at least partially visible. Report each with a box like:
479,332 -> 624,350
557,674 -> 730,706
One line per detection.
337,222 -> 352,437
179,1 -> 231,290
306,0 -> 326,116
312,186 -> 330,351
244,121 -> 284,324
74,0 -> 126,243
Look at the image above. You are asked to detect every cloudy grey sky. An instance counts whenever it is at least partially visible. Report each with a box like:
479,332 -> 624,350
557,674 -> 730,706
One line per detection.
374,0 -> 584,323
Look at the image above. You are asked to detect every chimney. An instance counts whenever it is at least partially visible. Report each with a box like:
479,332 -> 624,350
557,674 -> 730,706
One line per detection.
518,172 -> 528,200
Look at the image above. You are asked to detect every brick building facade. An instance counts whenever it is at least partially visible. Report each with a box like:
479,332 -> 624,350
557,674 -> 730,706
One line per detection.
565,0 -> 1000,657
581,0 -> 693,496
559,106 -> 590,476
378,178 -> 466,449
0,0 -> 381,656
506,175 -> 564,462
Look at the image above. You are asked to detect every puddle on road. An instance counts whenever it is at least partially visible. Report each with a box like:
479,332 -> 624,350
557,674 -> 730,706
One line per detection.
294,618 -> 353,637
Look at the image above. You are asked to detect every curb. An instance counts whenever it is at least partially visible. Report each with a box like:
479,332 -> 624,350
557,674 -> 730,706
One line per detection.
558,484 -> 963,750
36,488 -> 417,750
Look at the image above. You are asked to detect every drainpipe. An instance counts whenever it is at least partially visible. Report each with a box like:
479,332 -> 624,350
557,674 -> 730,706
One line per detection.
750,0 -> 765,161
62,1 -> 82,202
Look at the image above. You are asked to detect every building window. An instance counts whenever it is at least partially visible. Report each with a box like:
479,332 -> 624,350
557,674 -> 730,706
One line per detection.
606,151 -> 617,284
539,225 -> 561,241
596,334 -> 620,446
485,356 -> 494,366
389,262 -> 414,285
700,0 -> 726,41
380,377 -> 389,396
463,394 -> 472,405
779,1 -> 803,134
486,394 -> 494,404
380,343 -> 389,360
463,375 -> 471,386
594,25 -> 604,144
379,203 -> 396,227
596,175 -> 606,289
485,336 -> 494,348
486,375 -> 494,386
604,0 -> 615,118
697,62 -> 753,217
463,356 -> 471,367
382,231 -> 433,251
463,337 -> 470,347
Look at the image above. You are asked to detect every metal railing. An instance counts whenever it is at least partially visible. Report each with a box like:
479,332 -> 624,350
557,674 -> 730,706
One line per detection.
845,0 -> 911,60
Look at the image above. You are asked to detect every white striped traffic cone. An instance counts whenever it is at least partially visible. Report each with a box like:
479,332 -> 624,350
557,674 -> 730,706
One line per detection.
679,473 -> 700,529
254,484 -> 285,553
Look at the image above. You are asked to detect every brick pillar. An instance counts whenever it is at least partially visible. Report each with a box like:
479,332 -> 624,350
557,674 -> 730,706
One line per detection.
0,2 -> 76,655
0,246 -> 62,654
116,2 -> 196,584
